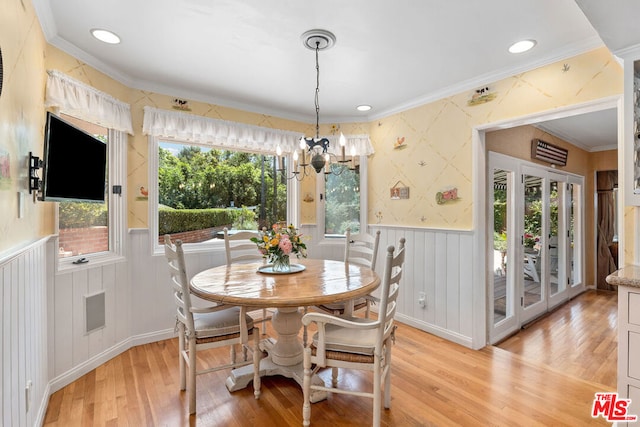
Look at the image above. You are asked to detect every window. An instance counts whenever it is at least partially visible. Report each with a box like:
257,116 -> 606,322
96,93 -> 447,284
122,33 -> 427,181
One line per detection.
324,162 -> 361,235
55,114 -> 126,267
152,138 -> 287,249
143,106 -> 372,250
322,157 -> 367,239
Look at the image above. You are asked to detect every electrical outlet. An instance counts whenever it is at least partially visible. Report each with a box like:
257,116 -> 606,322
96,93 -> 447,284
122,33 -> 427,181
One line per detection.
418,292 -> 426,308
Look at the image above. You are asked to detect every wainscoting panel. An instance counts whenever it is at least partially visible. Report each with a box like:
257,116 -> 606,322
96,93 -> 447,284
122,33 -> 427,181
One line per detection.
299,225 -> 480,347
49,238 -> 130,391
1,239 -> 49,427
370,226 -> 477,347
2,227 -> 481,424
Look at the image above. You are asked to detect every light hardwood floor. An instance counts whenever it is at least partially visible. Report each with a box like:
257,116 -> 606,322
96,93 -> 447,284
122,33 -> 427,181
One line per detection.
43,290 -> 616,426
497,289 -> 617,389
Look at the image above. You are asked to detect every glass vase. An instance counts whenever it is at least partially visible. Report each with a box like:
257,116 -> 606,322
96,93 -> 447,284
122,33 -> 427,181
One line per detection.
271,254 -> 291,273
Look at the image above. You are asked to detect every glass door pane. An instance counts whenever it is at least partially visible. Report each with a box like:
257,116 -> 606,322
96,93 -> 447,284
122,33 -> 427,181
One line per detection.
549,179 -> 562,297
569,181 -> 583,288
492,168 -> 511,325
488,152 -> 519,344
523,174 -> 543,309
569,183 -> 576,285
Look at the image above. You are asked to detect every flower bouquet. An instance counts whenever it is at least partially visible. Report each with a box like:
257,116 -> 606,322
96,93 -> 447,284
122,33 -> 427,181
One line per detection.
251,223 -> 307,272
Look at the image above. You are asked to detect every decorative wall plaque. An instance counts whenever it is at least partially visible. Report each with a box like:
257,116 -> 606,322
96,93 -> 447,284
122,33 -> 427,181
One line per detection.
390,181 -> 410,199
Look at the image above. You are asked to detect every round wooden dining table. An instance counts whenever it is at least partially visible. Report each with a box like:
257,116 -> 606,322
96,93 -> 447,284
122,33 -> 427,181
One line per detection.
190,258 -> 380,402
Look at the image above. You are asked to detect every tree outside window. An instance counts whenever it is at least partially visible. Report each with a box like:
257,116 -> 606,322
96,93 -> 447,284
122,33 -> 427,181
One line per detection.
157,141 -> 286,243
325,163 -> 360,235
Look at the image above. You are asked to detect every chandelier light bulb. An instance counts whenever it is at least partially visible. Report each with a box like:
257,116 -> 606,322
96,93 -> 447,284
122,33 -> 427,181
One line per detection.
339,133 -> 346,146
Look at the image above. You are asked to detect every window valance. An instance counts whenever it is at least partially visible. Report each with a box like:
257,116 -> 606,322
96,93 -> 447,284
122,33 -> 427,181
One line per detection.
45,70 -> 133,134
143,106 -> 374,156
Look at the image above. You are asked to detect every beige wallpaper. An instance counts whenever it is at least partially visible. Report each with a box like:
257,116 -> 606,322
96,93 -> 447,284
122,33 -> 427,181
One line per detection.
367,47 -> 622,230
1,25 -> 627,255
0,0 -> 49,254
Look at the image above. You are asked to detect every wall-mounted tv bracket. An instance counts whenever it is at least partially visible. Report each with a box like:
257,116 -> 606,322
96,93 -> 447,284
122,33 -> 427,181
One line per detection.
29,152 -> 42,197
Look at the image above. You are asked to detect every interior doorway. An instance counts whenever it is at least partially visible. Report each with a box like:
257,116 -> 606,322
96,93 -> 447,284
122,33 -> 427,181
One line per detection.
596,170 -> 618,290
473,95 -> 621,349
488,152 -> 585,344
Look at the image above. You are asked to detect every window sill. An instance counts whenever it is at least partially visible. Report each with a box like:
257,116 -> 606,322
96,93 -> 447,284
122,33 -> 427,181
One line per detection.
151,239 -> 227,257
56,252 -> 127,274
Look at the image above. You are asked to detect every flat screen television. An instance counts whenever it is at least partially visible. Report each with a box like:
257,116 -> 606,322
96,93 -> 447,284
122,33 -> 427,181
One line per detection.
41,112 -> 107,203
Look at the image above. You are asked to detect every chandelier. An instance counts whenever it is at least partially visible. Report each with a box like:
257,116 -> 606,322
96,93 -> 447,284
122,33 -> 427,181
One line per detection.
277,29 -> 357,181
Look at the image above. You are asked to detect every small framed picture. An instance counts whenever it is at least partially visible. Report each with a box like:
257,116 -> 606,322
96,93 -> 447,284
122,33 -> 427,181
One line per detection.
390,181 -> 410,199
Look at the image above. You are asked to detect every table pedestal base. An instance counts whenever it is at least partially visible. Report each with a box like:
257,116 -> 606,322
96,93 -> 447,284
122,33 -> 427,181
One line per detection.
225,337 -> 327,402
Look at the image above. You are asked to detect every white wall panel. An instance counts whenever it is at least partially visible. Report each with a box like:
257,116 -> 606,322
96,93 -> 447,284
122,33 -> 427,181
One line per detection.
296,225 -> 481,347
369,226 -> 480,348
0,239 -> 49,427
1,225 -> 484,424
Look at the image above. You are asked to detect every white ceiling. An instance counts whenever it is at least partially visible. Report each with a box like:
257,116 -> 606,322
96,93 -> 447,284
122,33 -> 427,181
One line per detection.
533,108 -> 619,152
33,0 -> 630,151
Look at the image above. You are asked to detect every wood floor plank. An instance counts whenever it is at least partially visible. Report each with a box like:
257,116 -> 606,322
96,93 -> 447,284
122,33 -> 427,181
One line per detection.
498,289 -> 617,389
43,290 -> 616,426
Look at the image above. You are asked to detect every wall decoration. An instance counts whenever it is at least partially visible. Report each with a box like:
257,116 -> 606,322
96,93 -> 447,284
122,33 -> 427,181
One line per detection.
136,185 -> 149,201
420,216 -> 427,222
390,180 -> 410,199
393,136 -> 406,149
172,98 -> 191,111
435,187 -> 459,205
418,160 -> 426,167
330,124 -> 340,135
375,211 -> 383,223
562,63 -> 570,72
303,192 -> 314,202
0,149 -> 10,189
467,86 -> 497,106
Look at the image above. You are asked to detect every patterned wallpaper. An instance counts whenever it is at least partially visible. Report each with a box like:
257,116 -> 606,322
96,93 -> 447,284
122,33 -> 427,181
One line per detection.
42,46 -> 622,234
0,0 -> 49,254
367,47 -> 622,230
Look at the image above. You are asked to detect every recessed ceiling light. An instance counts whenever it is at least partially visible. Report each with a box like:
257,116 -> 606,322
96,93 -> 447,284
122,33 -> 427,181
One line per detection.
90,29 -> 121,44
508,39 -> 536,54
356,105 -> 371,112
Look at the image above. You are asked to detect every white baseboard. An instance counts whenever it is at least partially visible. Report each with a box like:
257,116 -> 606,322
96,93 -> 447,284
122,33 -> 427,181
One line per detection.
395,313 -> 474,349
48,328 -> 176,394
34,382 -> 51,427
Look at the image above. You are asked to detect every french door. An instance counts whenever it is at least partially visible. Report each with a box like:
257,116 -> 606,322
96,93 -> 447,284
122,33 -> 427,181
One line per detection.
488,153 -> 584,344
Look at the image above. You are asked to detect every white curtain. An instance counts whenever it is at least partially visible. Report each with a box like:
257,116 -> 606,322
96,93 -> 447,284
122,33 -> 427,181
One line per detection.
142,106 -> 374,156
45,70 -> 133,134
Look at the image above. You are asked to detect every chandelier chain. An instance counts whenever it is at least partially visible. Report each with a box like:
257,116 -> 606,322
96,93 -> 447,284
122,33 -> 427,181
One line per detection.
314,40 -> 321,140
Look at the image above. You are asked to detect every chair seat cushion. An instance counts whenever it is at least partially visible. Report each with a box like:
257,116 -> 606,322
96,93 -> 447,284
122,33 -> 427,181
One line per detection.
311,317 -> 376,356
193,307 -> 254,339
318,297 -> 368,313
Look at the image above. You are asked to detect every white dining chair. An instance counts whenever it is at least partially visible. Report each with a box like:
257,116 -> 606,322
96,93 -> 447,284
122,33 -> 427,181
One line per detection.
302,238 -> 406,427
315,228 -> 381,317
164,235 -> 261,414
223,227 -> 271,332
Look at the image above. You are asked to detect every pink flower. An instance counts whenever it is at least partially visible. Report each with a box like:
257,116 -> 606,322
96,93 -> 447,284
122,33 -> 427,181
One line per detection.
278,235 -> 293,254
